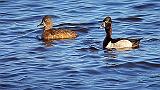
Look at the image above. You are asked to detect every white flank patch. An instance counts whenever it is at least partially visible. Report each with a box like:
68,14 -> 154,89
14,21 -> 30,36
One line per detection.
106,40 -> 132,49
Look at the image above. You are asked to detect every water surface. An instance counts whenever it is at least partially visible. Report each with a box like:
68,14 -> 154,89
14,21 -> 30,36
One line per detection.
0,0 -> 160,90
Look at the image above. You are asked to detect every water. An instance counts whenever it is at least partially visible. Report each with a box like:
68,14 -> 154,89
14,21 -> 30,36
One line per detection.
0,0 -> 160,90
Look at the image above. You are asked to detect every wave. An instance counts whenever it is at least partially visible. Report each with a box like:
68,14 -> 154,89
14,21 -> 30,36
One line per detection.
105,61 -> 160,69
115,16 -> 143,22
132,3 -> 158,10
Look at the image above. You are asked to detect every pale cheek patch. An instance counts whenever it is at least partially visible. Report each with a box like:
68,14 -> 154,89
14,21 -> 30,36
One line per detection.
102,22 -> 106,27
42,22 -> 46,27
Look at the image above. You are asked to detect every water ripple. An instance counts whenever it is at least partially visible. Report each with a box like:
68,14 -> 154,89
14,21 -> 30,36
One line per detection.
0,57 -> 20,62
133,3 -> 158,10
116,16 -> 143,22
0,83 -> 16,89
0,0 -> 160,90
106,61 -> 160,69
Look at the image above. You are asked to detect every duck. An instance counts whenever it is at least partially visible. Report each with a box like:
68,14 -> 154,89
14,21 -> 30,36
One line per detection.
37,15 -> 78,40
101,16 -> 141,49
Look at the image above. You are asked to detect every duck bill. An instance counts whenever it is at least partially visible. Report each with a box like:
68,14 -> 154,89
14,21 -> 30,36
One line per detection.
100,22 -> 106,28
37,21 -> 43,27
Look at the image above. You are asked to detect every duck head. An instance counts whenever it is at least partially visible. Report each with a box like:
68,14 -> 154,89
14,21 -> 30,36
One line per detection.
38,15 -> 53,30
101,16 -> 112,38
101,16 -> 112,29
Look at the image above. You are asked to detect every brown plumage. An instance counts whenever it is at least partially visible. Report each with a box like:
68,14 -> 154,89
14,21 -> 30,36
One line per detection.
38,15 -> 78,40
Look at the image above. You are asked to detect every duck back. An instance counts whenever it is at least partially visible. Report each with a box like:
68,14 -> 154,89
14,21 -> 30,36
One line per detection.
42,29 -> 78,40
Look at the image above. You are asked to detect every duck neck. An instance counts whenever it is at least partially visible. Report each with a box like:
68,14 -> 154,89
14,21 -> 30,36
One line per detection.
103,24 -> 112,49
105,24 -> 112,39
43,21 -> 53,31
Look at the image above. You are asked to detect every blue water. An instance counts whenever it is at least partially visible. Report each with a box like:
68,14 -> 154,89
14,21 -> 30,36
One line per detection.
0,0 -> 160,90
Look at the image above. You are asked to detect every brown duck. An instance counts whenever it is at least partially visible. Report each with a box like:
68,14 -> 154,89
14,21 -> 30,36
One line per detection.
38,15 -> 78,40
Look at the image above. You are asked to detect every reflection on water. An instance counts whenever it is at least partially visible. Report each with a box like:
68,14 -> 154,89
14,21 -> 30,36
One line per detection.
105,47 -> 134,51
0,0 -> 160,90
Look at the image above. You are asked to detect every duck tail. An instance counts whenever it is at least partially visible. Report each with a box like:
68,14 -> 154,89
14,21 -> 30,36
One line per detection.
131,38 -> 142,48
